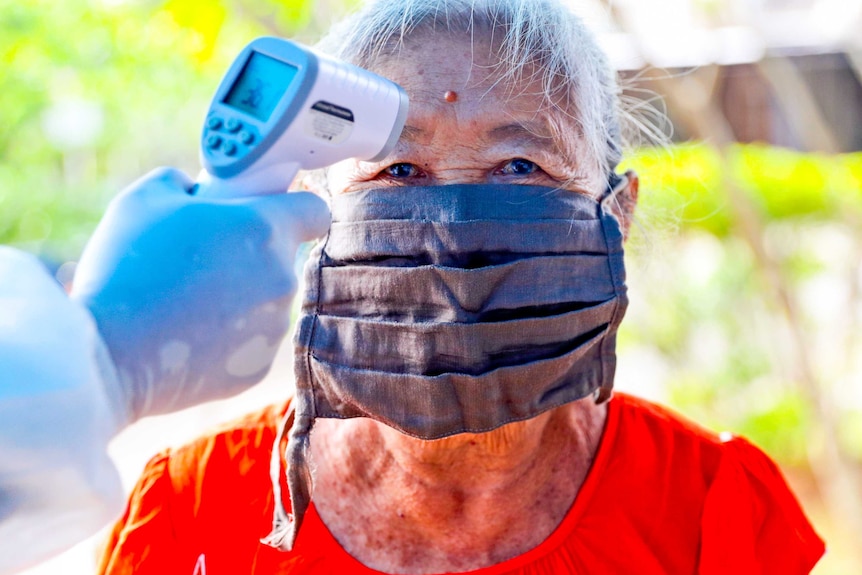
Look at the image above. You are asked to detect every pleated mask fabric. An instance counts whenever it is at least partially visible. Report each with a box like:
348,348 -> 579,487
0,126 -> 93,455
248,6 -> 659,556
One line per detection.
264,182 -> 629,551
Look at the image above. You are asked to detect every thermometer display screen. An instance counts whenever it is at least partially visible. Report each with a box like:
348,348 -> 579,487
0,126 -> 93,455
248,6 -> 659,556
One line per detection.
223,51 -> 298,121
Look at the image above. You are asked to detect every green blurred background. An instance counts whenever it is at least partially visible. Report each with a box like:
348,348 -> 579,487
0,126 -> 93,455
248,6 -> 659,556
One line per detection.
2,0 -> 860,572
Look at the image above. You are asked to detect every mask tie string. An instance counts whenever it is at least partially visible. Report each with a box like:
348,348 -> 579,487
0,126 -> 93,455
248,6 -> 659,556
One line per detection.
261,405 -> 296,550
263,224 -> 330,552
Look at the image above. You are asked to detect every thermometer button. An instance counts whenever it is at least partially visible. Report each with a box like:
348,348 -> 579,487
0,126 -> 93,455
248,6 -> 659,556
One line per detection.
206,134 -> 223,149
223,141 -> 238,156
206,116 -> 223,130
239,131 -> 255,145
225,118 -> 242,133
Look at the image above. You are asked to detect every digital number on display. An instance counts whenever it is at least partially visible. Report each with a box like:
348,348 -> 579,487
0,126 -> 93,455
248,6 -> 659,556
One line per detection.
222,52 -> 299,121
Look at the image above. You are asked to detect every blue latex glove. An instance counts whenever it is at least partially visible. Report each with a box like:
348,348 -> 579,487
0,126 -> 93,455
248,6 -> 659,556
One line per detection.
71,167 -> 330,425
0,247 -> 124,574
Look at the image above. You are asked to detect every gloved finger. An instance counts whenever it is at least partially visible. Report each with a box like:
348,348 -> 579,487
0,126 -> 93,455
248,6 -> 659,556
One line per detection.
118,167 -> 195,201
248,191 -> 331,243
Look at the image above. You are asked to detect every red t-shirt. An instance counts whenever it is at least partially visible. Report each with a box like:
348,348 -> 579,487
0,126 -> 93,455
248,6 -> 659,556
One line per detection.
98,393 -> 824,574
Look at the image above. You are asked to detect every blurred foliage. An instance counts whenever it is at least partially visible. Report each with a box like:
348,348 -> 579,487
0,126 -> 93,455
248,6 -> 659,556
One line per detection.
623,144 -> 862,237
619,143 -> 862,468
0,0 -> 351,264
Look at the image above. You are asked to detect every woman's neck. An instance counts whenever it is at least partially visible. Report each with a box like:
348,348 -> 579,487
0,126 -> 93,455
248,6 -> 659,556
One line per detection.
308,398 -> 607,574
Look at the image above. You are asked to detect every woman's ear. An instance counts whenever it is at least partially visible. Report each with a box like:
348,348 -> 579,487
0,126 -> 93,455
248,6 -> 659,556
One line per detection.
610,170 -> 639,240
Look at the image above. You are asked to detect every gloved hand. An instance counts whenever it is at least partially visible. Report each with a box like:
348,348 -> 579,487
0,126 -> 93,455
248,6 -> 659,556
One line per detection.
0,247 -> 124,574
71,167 -> 330,426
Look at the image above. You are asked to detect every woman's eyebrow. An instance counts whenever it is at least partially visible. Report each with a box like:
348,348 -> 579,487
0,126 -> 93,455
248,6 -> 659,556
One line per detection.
399,125 -> 429,143
486,123 -> 560,153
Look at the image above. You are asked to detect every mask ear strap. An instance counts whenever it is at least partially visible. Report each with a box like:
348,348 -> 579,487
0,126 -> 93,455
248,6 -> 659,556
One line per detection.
595,171 -> 629,406
600,172 -> 629,211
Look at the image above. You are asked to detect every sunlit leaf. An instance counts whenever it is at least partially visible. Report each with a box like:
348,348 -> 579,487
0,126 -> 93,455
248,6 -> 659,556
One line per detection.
163,0 -> 228,62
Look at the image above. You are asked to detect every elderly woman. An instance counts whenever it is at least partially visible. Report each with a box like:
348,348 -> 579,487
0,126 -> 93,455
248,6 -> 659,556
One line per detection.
98,0 -> 824,573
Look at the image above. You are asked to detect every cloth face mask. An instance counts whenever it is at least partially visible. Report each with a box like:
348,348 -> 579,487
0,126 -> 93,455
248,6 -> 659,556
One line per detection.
265,182 -> 629,550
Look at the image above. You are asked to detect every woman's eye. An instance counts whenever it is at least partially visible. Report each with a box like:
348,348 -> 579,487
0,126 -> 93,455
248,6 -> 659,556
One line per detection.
381,163 -> 423,179
498,158 -> 539,176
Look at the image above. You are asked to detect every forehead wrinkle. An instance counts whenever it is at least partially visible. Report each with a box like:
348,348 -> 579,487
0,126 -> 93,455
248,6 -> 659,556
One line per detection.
486,122 -> 562,155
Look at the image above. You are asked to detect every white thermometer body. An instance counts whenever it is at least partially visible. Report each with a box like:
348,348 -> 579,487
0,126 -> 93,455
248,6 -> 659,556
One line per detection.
196,37 -> 408,198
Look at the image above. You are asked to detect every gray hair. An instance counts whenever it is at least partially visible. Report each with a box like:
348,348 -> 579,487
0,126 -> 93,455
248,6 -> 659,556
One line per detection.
316,0 -> 626,187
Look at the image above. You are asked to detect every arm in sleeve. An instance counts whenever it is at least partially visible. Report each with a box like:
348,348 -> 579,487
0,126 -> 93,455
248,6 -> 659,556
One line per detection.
0,247 -> 124,574
698,436 -> 826,575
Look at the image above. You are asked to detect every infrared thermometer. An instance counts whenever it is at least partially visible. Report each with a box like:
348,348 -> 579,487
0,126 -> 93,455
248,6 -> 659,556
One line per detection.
195,37 -> 408,198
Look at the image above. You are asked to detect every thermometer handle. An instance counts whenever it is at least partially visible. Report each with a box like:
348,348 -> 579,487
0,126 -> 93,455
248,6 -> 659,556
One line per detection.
193,161 -> 302,198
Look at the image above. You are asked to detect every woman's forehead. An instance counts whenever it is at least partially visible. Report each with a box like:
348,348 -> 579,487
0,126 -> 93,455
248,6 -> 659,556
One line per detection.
370,39 -> 579,165
374,33 -> 558,123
